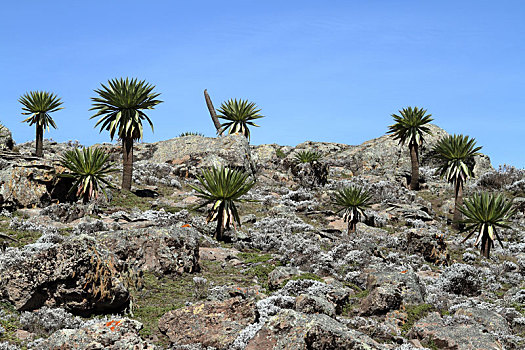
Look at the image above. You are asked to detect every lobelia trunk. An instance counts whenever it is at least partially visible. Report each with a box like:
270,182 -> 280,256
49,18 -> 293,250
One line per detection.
204,89 -> 223,135
348,220 -> 357,234
453,179 -> 464,228
481,229 -> 491,258
122,138 -> 134,191
409,142 -> 420,190
215,206 -> 225,241
35,124 -> 44,157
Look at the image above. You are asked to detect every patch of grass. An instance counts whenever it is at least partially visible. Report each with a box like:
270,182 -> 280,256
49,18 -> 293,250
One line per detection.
0,302 -> 24,347
246,261 -> 283,292
341,287 -> 370,316
0,220 -> 41,248
109,190 -> 152,212
495,283 -> 513,297
401,304 -> 435,335
238,252 -> 272,264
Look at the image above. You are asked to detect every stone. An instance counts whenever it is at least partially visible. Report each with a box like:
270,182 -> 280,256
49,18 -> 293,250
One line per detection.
0,153 -> 73,209
158,297 -> 257,349
366,269 -> 426,305
290,161 -> 328,188
405,228 -> 448,264
0,235 -> 129,315
134,134 -> 256,177
359,283 -> 402,316
96,226 -> 200,275
245,309 -> 386,350
295,294 -> 336,317
30,318 -> 154,349
0,125 -> 14,150
408,312 -> 502,350
268,266 -> 300,290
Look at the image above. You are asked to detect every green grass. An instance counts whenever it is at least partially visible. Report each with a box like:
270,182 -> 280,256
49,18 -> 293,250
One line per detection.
238,252 -> 273,264
0,219 -> 42,248
276,148 -> 287,159
0,301 -> 26,348
401,304 -> 435,335
109,190 -> 153,212
341,287 -> 370,316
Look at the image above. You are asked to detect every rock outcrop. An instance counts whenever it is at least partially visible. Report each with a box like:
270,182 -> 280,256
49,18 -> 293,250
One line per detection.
30,318 -> 154,350
0,235 -> 129,315
0,151 -> 73,209
159,297 -> 257,348
97,226 -> 200,275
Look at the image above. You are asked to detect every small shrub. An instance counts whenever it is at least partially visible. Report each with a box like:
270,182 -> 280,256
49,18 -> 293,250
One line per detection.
178,132 -> 204,137
192,277 -> 208,299
294,150 -> 322,163
275,148 -> 287,159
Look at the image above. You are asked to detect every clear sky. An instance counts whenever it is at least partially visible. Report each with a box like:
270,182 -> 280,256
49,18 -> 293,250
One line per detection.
1,1 -> 523,167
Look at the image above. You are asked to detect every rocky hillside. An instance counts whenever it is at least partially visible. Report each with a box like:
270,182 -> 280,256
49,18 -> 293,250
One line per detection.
0,125 -> 524,350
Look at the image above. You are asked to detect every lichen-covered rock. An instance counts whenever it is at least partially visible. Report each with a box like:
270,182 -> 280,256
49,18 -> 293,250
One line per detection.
0,153 -> 73,209
408,312 -> 502,350
132,161 -> 182,188
96,226 -> 200,275
245,309 -> 387,350
295,294 -> 336,317
359,283 -> 402,316
290,161 -> 328,188
268,266 -> 300,290
405,228 -> 448,264
278,279 -> 351,315
0,126 -> 14,150
20,307 -> 84,334
158,297 -> 257,349
41,202 -> 95,223
30,318 -> 154,349
366,269 -> 425,305
0,235 -> 129,314
136,134 -> 256,177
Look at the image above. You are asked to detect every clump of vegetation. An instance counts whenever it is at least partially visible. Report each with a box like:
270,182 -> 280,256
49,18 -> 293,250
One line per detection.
341,287 -> 370,315
332,186 -> 372,234
433,134 -> 482,227
275,148 -> 287,159
19,90 -> 64,157
294,150 -> 322,164
217,98 -> 264,140
190,166 -> 255,241
401,304 -> 435,335
387,106 -> 433,190
476,165 -> 525,194
460,192 -> 516,258
90,77 -> 163,191
60,147 -> 118,203
238,252 -> 273,264
178,131 -> 204,137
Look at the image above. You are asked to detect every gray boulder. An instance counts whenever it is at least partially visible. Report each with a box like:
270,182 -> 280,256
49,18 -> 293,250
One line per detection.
30,318 -> 154,349
0,125 -> 14,150
134,134 -> 256,177
96,226 -> 200,275
0,235 -> 129,315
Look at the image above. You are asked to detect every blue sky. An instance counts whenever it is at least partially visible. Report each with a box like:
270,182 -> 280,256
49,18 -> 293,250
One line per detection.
1,1 -> 523,167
